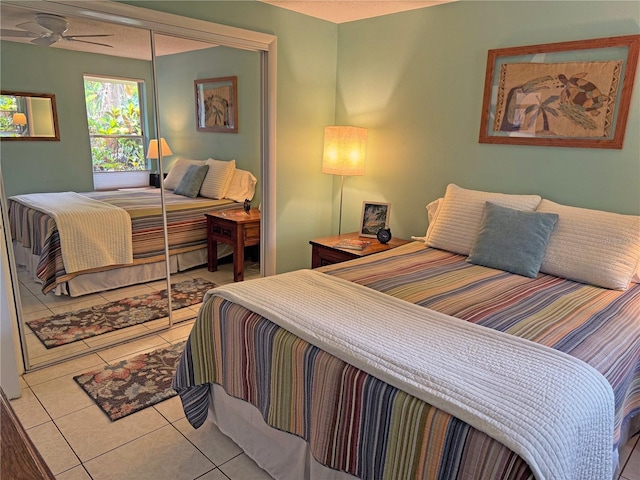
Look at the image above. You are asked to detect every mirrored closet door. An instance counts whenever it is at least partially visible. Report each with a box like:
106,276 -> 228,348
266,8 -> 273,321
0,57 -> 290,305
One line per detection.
0,1 -> 273,371
152,32 -> 263,327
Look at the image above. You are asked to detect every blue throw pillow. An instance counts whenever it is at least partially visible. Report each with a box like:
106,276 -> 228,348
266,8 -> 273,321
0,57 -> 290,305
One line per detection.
173,164 -> 209,198
466,202 -> 559,278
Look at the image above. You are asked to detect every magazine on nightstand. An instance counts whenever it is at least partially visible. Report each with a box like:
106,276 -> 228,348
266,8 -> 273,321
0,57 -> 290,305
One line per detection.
333,238 -> 370,250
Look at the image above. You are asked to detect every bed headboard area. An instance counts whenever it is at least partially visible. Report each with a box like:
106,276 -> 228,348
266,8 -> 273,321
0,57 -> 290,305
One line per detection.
415,183 -> 640,290
162,157 -> 257,203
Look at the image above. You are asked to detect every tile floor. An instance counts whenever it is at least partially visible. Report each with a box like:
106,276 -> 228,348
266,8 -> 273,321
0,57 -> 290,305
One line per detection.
17,258 -> 260,368
9,260 -> 640,480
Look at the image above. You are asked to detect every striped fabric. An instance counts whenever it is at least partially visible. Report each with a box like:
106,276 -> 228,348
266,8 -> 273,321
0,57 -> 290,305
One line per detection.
8,190 -> 240,294
173,242 -> 640,479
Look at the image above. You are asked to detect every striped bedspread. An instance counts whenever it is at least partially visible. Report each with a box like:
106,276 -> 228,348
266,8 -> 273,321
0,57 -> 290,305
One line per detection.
174,242 -> 640,479
9,192 -> 133,273
8,190 -> 240,294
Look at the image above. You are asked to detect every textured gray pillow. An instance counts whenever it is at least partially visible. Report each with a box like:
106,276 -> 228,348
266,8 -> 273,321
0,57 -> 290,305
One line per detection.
467,202 -> 559,278
173,164 -> 209,198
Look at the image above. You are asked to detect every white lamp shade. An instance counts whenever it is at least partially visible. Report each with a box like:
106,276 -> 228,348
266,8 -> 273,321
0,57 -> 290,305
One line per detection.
147,138 -> 173,159
322,126 -> 367,176
12,113 -> 27,126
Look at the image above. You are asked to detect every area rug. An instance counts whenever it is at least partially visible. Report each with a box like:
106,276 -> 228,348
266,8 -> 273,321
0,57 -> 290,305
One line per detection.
27,278 -> 215,349
74,341 -> 186,421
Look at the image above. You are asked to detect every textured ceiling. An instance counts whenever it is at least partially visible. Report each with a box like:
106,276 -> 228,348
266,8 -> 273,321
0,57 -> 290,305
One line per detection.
0,4 -> 216,60
259,1 -> 455,23
0,1 -> 455,60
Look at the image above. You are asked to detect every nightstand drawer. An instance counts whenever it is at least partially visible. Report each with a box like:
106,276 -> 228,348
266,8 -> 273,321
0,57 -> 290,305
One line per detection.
212,224 -> 234,239
313,244 -> 358,267
244,225 -> 260,244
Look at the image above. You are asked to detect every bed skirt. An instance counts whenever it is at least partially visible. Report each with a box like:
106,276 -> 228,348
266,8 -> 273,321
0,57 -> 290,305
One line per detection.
13,242 -> 233,297
209,384 -> 358,480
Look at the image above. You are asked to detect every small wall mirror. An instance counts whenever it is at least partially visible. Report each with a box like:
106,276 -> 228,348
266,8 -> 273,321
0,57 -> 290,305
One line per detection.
0,91 -> 60,141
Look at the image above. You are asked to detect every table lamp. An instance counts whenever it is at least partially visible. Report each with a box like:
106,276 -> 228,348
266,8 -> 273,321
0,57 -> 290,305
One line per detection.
322,126 -> 367,234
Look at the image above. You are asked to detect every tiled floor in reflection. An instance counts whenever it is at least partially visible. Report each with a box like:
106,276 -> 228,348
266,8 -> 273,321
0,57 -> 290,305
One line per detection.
11,261 -> 273,479
10,259 -> 640,480
17,259 -> 260,368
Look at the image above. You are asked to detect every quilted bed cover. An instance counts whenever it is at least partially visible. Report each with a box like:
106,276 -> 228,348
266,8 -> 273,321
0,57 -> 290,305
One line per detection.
8,190 -> 239,294
174,242 -> 640,480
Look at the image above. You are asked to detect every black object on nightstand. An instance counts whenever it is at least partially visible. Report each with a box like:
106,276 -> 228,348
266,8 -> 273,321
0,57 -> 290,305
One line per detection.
149,173 -> 167,188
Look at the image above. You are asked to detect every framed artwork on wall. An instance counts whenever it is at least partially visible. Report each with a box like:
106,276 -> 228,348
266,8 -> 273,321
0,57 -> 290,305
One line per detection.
359,201 -> 390,238
478,35 -> 640,149
194,76 -> 238,133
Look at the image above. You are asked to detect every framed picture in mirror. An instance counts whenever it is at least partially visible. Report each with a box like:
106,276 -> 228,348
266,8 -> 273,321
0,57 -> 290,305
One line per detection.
0,91 -> 60,141
194,76 -> 238,133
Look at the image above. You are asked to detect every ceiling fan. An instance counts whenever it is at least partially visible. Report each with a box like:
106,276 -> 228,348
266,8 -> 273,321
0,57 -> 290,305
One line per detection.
1,13 -> 113,48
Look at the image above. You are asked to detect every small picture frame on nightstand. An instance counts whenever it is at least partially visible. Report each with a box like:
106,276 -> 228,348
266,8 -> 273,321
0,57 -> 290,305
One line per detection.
359,201 -> 390,238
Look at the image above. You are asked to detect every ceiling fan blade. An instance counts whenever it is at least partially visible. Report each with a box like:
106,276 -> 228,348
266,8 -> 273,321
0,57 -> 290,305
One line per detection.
0,29 -> 37,38
31,36 -> 57,47
63,34 -> 113,39
66,38 -> 113,48
15,21 -> 52,36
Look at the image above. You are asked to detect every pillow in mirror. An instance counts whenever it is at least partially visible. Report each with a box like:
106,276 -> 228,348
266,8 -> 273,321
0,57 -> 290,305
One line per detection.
173,164 -> 210,198
200,159 -> 236,199
163,158 -> 205,190
225,169 -> 257,202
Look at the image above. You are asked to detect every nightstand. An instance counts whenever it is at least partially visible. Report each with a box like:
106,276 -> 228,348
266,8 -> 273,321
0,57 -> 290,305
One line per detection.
310,231 -> 410,268
205,208 -> 260,282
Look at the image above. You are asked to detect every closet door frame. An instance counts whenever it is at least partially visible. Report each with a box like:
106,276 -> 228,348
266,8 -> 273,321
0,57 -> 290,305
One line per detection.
2,0 -> 277,372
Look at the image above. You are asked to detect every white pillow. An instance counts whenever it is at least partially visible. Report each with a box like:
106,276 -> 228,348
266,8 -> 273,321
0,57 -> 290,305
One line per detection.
425,184 -> 542,255
426,198 -> 442,224
537,199 -> 640,290
199,159 -> 236,199
163,158 -> 205,190
225,169 -> 257,202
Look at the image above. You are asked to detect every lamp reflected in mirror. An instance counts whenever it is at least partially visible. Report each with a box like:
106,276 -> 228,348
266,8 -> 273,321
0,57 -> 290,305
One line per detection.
147,138 -> 173,187
12,112 -> 27,135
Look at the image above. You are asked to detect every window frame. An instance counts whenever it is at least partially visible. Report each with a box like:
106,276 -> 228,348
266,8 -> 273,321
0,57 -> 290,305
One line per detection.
83,74 -> 148,188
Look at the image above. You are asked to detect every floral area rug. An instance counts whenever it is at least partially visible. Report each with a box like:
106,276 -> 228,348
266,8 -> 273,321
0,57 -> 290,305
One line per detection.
28,278 -> 215,349
74,341 -> 186,421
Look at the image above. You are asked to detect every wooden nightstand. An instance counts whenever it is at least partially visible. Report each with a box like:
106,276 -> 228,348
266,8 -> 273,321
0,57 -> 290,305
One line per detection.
310,231 -> 410,268
205,208 -> 260,282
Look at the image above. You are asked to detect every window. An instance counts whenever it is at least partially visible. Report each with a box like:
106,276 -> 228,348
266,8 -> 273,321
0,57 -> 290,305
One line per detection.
0,95 -> 21,137
84,75 -> 146,173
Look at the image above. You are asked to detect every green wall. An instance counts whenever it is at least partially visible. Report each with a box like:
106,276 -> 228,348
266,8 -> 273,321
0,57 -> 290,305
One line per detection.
155,45 -> 262,203
334,1 -> 640,243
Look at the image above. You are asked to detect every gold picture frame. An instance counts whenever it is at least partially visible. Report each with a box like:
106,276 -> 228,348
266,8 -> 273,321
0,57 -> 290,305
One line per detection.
478,35 -> 640,149
194,76 -> 238,133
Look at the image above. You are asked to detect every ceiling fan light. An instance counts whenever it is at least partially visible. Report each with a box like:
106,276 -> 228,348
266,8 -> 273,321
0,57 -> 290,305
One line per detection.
35,13 -> 68,34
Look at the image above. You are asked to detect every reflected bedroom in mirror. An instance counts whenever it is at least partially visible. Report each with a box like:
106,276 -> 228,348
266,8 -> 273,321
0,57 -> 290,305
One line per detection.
0,3 -> 262,370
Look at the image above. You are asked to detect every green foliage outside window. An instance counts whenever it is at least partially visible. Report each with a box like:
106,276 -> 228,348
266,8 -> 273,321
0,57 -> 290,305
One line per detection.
84,78 -> 145,172
0,95 -> 21,136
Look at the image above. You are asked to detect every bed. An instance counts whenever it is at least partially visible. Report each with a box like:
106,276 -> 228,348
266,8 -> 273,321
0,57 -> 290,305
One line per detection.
8,158 -> 257,297
173,184 -> 640,480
